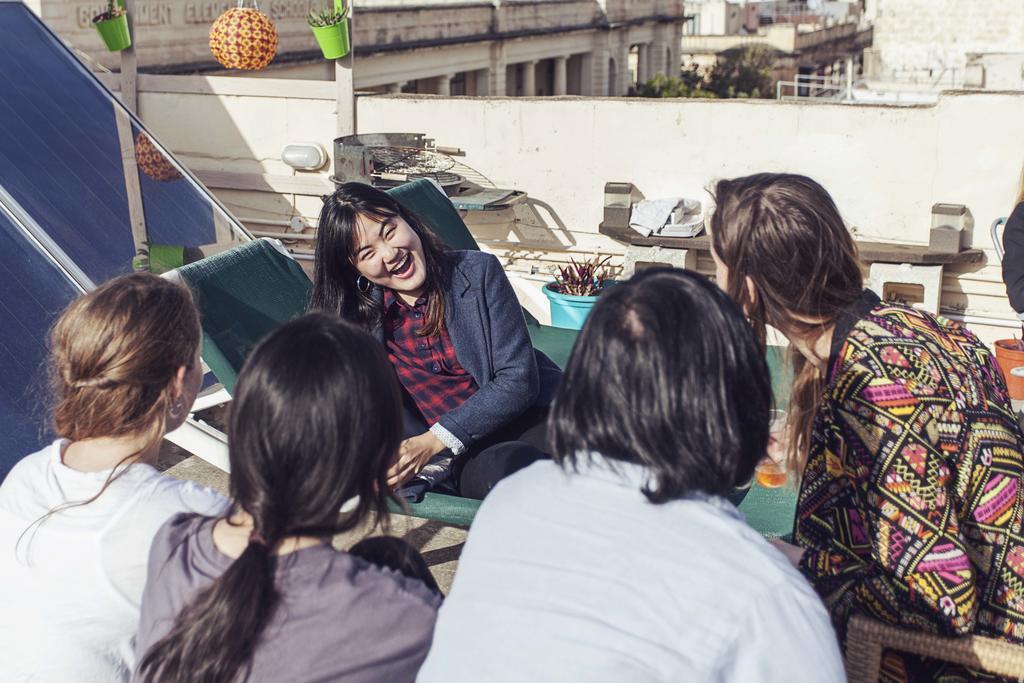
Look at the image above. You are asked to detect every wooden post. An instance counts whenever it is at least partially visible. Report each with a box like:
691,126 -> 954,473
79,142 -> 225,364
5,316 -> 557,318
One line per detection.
113,106 -> 149,269
336,4 -> 355,137
113,0 -> 146,268
119,0 -> 137,113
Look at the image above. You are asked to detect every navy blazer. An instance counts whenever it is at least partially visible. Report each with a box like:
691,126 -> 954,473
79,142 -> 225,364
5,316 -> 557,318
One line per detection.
1003,202 -> 1024,316
372,250 -> 562,450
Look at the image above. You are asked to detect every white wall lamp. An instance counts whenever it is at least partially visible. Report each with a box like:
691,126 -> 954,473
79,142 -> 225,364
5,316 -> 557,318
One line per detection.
281,142 -> 328,171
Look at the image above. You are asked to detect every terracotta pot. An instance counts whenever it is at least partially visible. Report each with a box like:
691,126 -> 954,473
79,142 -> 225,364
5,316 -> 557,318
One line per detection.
994,339 -> 1024,399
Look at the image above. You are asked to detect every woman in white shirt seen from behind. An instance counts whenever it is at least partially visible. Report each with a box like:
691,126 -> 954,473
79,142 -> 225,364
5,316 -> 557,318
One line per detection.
418,267 -> 845,683
0,272 -> 225,683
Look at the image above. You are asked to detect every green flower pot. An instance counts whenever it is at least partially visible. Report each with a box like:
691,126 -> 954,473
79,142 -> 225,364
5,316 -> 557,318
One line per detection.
93,13 -> 131,52
311,21 -> 349,60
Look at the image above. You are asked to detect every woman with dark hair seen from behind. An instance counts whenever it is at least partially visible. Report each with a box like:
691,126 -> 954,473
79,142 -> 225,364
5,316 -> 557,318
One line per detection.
311,182 -> 561,502
134,313 -> 441,683
417,268 -> 844,682
0,273 -> 225,683
710,172 -> 1024,682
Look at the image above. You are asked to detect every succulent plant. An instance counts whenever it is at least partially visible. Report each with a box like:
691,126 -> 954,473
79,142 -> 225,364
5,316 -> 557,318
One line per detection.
93,0 -> 125,22
551,255 -> 613,297
307,5 -> 347,27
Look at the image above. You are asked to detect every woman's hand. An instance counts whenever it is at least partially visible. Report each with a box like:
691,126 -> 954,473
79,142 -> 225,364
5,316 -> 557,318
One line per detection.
769,538 -> 806,567
387,431 -> 448,489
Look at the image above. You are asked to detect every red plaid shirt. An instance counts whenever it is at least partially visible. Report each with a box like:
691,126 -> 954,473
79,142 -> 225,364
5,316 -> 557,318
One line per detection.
382,289 -> 478,426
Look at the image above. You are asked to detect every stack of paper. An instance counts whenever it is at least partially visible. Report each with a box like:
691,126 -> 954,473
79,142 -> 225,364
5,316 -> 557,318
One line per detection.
629,198 -> 704,237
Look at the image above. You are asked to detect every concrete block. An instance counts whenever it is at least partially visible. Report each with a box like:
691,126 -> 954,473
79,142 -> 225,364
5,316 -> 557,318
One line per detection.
621,244 -> 698,279
603,206 -> 631,228
868,262 -> 944,314
929,225 -> 962,254
930,202 -> 973,252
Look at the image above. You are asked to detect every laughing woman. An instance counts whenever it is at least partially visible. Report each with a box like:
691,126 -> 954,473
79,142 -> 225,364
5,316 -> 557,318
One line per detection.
311,182 -> 562,500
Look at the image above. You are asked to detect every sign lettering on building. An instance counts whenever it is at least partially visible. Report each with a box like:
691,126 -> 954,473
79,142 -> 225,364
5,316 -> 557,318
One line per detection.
76,2 -> 172,26
76,0 -> 317,28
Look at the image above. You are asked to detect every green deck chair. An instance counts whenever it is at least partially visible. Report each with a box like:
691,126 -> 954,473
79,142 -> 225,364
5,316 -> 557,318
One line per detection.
178,239 -> 310,395
177,181 -> 574,527
177,237 -> 484,525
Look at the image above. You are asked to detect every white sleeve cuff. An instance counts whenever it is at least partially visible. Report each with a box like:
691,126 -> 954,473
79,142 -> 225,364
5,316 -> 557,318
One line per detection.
1017,311 -> 1024,321
429,422 -> 466,456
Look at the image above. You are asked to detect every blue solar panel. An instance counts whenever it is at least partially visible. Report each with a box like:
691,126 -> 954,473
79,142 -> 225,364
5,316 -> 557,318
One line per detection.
0,207 -> 82,476
0,3 -> 251,477
0,3 -> 236,284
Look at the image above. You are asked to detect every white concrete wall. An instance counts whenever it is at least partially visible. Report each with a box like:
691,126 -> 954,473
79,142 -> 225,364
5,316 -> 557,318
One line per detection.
358,94 -> 1021,245
123,76 -> 1024,342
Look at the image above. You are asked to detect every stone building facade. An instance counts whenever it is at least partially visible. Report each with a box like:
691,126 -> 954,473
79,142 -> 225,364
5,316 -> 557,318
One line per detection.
29,0 -> 685,95
864,0 -> 1024,85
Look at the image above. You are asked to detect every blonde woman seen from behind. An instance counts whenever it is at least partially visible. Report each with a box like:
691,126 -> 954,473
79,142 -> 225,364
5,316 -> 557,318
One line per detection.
0,273 -> 226,683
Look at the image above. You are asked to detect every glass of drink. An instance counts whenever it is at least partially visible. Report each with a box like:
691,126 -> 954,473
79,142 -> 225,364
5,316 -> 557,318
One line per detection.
755,409 -> 788,489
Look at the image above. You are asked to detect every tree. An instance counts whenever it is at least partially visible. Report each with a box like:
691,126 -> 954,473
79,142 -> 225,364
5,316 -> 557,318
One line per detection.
635,73 -> 716,99
707,45 -> 776,99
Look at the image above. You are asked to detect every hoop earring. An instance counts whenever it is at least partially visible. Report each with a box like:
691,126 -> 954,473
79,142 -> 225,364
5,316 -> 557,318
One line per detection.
356,275 -> 372,293
168,398 -> 185,420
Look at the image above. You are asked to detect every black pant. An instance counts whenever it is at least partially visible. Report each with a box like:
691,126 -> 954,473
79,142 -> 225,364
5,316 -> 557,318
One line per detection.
403,402 -> 550,500
348,536 -> 441,594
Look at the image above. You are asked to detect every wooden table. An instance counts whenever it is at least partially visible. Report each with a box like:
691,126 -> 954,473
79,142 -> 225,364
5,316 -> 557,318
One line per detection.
603,226 -> 985,314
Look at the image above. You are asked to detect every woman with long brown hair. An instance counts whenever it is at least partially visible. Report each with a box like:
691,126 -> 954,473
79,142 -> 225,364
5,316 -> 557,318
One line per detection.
0,272 -> 225,683
710,172 -> 1024,682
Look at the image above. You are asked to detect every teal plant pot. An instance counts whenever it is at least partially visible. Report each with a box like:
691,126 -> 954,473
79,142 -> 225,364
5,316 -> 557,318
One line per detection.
543,282 -> 606,330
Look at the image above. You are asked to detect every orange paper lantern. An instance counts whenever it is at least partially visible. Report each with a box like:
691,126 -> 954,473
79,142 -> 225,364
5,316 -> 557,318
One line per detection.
134,132 -> 182,182
209,7 -> 278,71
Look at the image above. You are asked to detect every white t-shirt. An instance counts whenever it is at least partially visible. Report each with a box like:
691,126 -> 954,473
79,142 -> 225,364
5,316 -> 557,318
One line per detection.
418,456 -> 845,683
0,440 -> 226,683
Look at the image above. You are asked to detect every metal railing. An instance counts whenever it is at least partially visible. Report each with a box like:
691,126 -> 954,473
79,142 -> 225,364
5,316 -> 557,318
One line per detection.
776,72 -> 853,100
872,67 -> 963,90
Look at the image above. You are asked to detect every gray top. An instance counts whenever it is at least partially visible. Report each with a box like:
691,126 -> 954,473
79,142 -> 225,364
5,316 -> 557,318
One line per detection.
134,514 -> 441,683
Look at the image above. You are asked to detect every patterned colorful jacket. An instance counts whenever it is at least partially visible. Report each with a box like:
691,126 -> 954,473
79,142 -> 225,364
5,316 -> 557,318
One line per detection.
795,290 -> 1024,656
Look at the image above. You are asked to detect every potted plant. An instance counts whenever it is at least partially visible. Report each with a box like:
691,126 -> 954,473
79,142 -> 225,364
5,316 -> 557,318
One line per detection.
543,255 -> 613,330
994,336 -> 1024,400
307,1 -> 350,60
92,0 -> 131,52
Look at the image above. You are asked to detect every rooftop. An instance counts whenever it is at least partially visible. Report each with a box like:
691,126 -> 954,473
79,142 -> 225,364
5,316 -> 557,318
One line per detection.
3,0 -> 1024,613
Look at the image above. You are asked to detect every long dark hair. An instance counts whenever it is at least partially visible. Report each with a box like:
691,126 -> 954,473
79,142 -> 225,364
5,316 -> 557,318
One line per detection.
137,313 -> 403,683
549,268 -> 772,501
311,182 -> 451,336
709,172 -> 863,473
